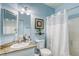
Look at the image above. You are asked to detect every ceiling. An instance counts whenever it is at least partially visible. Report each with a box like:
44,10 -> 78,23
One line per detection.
44,3 -> 64,9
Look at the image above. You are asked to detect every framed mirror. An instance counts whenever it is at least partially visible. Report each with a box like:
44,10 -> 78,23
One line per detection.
1,9 -> 17,35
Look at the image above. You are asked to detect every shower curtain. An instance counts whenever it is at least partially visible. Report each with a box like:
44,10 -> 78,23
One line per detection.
46,10 -> 69,56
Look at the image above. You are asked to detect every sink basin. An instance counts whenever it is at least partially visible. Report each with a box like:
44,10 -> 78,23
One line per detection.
10,42 -> 30,49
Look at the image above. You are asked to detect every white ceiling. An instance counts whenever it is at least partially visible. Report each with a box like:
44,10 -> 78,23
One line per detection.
44,3 -> 64,9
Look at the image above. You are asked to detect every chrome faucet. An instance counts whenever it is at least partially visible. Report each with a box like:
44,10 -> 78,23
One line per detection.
23,35 -> 27,42
23,34 -> 31,42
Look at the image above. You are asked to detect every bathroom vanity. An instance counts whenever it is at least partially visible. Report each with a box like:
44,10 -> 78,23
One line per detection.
0,9 -> 36,56
0,42 -> 36,56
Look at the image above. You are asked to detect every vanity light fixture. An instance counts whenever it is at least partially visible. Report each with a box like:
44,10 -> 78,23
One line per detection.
20,7 -> 31,15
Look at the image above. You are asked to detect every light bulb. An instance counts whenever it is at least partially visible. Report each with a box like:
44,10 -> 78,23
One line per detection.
26,12 -> 30,15
20,11 -> 24,14
21,8 -> 25,12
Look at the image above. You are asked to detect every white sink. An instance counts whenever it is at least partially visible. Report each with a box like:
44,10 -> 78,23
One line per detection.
10,42 -> 30,49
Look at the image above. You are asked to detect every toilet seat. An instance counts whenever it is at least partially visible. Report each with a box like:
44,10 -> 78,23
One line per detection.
40,48 -> 51,56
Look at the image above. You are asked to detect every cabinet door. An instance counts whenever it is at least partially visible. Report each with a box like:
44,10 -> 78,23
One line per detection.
1,48 -> 35,56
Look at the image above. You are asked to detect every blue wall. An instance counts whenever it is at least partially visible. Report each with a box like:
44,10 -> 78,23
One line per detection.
55,3 -> 79,20
0,3 -> 55,45
18,3 -> 55,42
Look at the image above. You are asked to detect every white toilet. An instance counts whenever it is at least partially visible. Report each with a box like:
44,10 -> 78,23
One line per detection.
35,40 -> 51,56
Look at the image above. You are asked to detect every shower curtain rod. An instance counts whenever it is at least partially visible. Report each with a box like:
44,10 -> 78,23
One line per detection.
67,5 -> 79,11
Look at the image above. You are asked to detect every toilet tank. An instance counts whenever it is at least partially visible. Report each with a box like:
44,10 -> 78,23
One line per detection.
35,40 -> 45,49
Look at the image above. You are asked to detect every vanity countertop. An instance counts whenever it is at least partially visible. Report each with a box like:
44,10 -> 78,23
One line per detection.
0,42 -> 36,55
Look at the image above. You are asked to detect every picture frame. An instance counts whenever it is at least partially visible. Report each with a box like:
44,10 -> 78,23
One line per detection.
35,18 -> 44,29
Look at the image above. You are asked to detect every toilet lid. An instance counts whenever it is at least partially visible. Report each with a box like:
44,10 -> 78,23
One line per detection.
40,48 -> 51,55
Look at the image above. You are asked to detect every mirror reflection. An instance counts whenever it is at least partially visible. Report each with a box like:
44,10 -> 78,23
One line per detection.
1,9 -> 17,35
